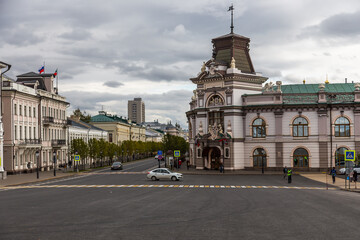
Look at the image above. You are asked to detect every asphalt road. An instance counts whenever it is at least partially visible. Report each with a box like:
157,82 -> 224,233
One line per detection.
1,158 -> 359,240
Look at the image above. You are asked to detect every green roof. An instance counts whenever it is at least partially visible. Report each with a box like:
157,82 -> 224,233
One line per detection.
91,114 -> 129,125
279,83 -> 355,94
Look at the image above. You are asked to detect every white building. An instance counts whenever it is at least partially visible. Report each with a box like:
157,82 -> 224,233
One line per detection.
186,30 -> 360,171
0,61 -> 11,178
67,116 -> 108,166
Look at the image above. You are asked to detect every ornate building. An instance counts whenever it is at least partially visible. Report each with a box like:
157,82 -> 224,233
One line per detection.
2,72 -> 69,173
186,30 -> 360,171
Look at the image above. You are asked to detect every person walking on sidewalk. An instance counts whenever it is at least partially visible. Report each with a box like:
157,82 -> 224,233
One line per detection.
353,170 -> 358,188
330,167 -> 336,184
283,166 -> 287,180
287,168 -> 293,183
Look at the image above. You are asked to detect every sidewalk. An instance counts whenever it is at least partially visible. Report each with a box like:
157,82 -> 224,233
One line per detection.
299,173 -> 360,193
0,170 -> 77,187
175,167 -> 283,175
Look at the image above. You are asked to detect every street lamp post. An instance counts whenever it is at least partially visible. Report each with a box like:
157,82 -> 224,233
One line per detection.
53,151 -> 56,176
36,150 -> 40,179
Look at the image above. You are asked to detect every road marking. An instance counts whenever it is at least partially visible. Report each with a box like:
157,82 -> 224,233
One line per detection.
0,185 -> 336,191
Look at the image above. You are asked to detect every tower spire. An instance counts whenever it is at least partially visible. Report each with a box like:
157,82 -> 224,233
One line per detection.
228,4 -> 234,34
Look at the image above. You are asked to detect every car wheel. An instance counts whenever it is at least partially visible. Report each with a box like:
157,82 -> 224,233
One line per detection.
151,176 -> 157,181
171,176 -> 177,181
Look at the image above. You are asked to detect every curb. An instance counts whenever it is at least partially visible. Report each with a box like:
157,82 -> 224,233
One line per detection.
4,173 -> 78,187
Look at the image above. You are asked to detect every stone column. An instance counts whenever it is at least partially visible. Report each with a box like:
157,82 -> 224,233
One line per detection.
274,110 -> 283,168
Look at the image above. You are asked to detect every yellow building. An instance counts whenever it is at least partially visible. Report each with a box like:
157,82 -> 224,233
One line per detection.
90,111 -> 146,144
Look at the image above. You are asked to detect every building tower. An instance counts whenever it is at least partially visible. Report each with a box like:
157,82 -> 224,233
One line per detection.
128,98 -> 145,124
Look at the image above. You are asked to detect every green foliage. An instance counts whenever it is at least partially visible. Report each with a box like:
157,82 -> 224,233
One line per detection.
73,108 -> 92,123
162,134 -> 189,158
70,139 -> 89,165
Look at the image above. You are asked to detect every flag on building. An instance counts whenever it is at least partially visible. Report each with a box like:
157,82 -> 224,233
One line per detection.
53,69 -> 58,77
38,66 -> 44,74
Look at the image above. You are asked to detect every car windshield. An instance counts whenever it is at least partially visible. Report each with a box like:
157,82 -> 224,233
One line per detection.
113,162 -> 121,165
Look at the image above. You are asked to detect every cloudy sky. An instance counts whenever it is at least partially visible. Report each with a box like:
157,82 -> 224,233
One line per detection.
1,0 -> 360,128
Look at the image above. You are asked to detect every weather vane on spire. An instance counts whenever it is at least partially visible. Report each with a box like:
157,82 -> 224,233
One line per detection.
228,3 -> 234,34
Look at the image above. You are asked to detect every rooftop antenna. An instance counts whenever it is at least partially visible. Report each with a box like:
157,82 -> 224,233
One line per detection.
228,3 -> 234,34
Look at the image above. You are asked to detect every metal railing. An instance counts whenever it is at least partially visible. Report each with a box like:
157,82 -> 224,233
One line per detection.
51,139 -> 66,146
43,116 -> 54,124
18,139 -> 42,145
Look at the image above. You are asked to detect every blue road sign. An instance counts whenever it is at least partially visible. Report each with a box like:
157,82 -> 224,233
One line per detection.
74,155 -> 80,161
158,150 -> 163,156
344,150 -> 355,161
174,150 -> 180,157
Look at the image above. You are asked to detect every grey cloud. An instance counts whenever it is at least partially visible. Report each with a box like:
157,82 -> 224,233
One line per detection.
59,29 -> 92,41
63,89 -> 193,127
0,27 -> 43,46
302,11 -> 360,39
103,81 -> 124,88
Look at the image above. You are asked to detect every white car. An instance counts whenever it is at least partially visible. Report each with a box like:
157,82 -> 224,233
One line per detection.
338,166 -> 360,175
339,168 -> 346,175
147,168 -> 183,181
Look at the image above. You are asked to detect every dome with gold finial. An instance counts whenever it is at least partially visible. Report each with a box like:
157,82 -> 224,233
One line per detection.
325,74 -> 329,84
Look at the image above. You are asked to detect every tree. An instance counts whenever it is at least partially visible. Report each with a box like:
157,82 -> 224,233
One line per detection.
88,138 -> 100,167
98,138 -> 108,166
70,139 -> 88,170
73,108 -> 92,123
162,134 -> 189,158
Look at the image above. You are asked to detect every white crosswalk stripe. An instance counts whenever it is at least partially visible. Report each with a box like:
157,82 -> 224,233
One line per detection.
0,185 -> 335,191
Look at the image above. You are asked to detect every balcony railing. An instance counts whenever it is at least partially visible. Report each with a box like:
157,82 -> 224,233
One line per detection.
18,139 -> 42,145
43,116 -> 54,124
43,117 -> 67,126
51,139 -> 66,146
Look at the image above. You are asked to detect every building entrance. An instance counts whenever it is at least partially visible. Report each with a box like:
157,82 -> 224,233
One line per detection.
202,147 -> 221,170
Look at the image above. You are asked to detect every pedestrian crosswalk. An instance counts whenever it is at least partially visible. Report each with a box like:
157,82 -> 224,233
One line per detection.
0,184 -> 335,190
82,172 -> 147,175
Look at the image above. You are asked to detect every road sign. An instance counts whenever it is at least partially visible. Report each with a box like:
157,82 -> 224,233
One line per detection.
158,150 -> 163,156
174,150 -> 180,157
158,155 -> 163,160
74,155 -> 81,161
345,150 -> 355,161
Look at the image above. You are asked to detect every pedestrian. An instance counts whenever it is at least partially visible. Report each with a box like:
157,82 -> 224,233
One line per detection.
287,168 -> 292,183
283,166 -> 287,180
330,167 -> 336,184
353,170 -> 358,183
187,160 -> 190,170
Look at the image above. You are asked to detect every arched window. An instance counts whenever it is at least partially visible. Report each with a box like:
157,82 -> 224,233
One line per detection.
253,148 -> 266,167
335,147 -> 347,166
293,148 -> 309,167
207,95 -> 224,107
334,117 -> 350,137
252,118 -> 266,138
293,117 -> 308,137
208,111 -> 224,129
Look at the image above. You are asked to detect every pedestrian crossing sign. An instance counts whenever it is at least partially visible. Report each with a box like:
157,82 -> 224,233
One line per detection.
174,150 -> 180,157
74,155 -> 80,161
344,150 -> 355,161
